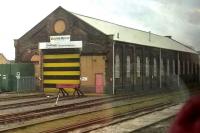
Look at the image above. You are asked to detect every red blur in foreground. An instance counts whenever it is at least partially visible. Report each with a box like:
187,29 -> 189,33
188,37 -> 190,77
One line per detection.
169,95 -> 200,133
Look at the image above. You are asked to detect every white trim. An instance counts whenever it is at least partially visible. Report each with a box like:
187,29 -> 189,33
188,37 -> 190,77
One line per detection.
39,41 -> 82,49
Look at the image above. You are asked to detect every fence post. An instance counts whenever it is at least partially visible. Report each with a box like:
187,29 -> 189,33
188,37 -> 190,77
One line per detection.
17,78 -> 19,94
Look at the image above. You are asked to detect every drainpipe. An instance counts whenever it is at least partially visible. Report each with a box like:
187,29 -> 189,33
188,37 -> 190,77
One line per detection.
177,52 -> 180,88
199,55 -> 200,83
159,48 -> 162,88
112,41 -> 115,95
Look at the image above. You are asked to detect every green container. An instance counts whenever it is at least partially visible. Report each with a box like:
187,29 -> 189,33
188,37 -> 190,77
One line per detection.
11,63 -> 34,92
0,64 -> 11,92
0,63 -> 34,92
0,64 -> 11,74
10,63 -> 34,76
1,74 -> 12,92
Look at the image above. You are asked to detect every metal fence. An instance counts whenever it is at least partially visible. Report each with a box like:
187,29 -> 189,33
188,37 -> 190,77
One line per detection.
16,76 -> 36,92
0,76 -> 36,93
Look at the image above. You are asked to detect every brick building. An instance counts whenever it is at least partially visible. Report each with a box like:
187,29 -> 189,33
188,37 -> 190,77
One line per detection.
14,6 -> 199,94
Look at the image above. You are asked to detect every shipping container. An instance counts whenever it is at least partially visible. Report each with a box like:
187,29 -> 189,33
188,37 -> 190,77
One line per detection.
0,63 -> 34,92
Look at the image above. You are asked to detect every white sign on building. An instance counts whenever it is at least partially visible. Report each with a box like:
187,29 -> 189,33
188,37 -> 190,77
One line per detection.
39,35 -> 82,49
39,41 -> 82,49
50,35 -> 70,45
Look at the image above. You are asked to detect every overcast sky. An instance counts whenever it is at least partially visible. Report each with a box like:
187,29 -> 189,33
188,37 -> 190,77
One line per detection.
0,0 -> 199,60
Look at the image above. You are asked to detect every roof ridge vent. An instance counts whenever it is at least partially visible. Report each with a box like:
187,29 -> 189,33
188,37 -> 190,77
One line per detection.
165,36 -> 172,39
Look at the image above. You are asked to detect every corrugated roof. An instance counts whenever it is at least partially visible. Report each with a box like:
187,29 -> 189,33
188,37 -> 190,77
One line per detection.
72,13 -> 197,54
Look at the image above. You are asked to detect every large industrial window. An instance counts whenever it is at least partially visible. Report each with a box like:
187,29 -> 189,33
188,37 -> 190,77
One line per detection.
195,64 -> 197,75
173,60 -> 175,75
153,58 -> 157,77
178,60 -> 180,75
115,54 -> 120,78
126,56 -> 131,78
145,57 -> 150,77
161,59 -> 164,76
187,60 -> 190,75
167,59 -> 170,76
183,61 -> 185,75
191,63 -> 193,75
136,56 -> 141,78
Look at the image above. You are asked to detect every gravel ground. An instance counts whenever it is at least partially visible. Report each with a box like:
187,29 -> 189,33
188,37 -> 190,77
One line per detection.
133,117 -> 175,133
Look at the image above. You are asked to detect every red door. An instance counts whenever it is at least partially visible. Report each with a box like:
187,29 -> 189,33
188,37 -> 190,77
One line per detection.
95,73 -> 104,93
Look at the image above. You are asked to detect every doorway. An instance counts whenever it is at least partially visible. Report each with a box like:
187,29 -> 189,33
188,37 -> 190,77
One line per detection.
95,73 -> 104,93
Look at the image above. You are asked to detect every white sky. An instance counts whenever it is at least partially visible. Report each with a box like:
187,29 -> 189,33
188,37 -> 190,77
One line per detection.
0,0 -> 199,60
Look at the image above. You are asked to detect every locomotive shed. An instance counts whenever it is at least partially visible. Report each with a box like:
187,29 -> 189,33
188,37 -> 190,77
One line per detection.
14,6 -> 200,94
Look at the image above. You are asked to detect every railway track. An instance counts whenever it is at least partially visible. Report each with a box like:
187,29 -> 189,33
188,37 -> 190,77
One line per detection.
40,102 -> 175,133
0,90 -> 157,110
0,94 -> 45,102
0,95 -> 86,110
0,89 -> 168,110
37,90 -> 198,133
1,89 -> 199,132
0,95 -> 136,124
0,93 -> 171,125
0,90 -> 158,110
0,88 -> 196,111
86,103 -> 177,133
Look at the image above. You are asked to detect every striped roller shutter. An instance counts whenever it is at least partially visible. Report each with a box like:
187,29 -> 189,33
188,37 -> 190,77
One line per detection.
42,49 -> 80,92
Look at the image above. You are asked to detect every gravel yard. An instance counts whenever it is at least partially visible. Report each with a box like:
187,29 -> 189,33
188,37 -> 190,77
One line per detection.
133,117 -> 175,133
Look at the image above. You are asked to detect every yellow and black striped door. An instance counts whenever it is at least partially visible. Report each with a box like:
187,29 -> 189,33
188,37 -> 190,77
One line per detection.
42,49 -> 80,93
